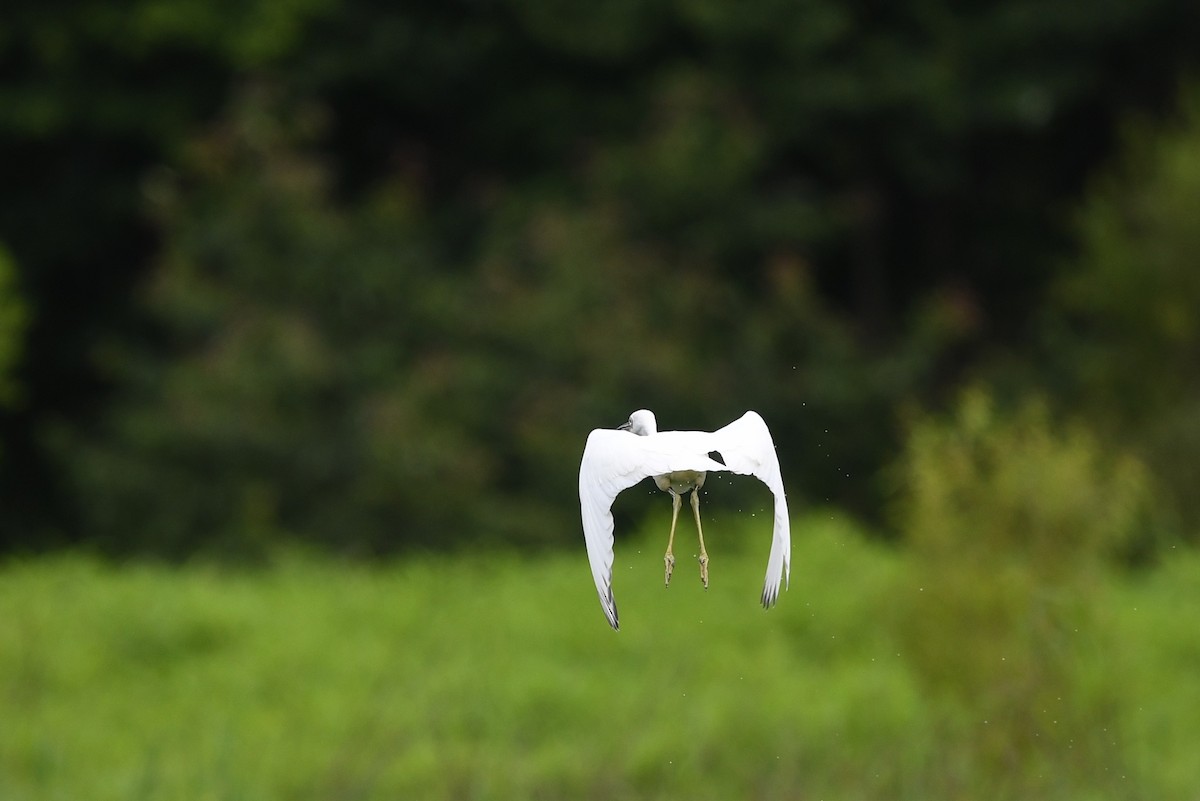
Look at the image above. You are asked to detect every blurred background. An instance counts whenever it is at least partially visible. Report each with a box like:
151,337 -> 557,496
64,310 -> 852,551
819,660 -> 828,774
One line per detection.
3,0 -> 1200,798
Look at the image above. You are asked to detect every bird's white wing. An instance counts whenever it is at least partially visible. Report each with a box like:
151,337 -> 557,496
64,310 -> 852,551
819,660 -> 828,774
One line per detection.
579,429 -> 726,630
708,411 -> 791,608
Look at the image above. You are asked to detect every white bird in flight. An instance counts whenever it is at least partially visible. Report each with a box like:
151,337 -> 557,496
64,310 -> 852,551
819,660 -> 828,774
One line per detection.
578,409 -> 791,630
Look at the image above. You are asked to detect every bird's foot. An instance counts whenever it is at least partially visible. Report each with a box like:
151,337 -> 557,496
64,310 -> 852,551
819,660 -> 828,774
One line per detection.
698,553 -> 709,589
664,553 -> 675,587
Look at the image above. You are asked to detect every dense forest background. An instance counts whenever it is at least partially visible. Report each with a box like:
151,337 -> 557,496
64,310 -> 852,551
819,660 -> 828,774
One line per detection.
3,0 -> 1200,559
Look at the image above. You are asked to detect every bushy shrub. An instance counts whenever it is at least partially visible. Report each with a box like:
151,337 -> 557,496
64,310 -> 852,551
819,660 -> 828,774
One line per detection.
893,387 -> 1150,796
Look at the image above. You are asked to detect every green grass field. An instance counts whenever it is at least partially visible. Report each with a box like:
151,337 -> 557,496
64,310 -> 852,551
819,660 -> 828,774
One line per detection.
3,513 -> 1198,800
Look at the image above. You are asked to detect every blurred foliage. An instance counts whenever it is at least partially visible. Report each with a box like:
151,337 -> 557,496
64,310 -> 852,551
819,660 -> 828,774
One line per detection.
59,87 -> 960,556
2,0 -> 1200,552
4,515 -> 1199,799
59,89 -> 472,556
1050,87 -> 1200,538
0,244 -> 27,411
893,388 -> 1151,796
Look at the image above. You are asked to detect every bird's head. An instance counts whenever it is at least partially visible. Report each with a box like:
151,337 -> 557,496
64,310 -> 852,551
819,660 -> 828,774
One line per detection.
619,409 -> 657,436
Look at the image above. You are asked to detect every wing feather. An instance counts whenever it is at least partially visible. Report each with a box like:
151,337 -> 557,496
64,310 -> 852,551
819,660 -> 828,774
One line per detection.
578,429 -> 725,630
708,412 -> 791,608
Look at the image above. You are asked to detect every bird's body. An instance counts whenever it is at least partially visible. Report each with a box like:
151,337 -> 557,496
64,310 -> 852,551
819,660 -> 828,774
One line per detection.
578,409 -> 790,630
654,469 -> 705,496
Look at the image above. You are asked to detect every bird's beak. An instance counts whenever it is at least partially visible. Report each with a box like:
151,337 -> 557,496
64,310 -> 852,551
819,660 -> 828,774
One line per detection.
617,421 -> 632,431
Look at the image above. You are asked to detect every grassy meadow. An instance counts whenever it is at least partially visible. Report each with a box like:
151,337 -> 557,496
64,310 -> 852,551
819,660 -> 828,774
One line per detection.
3,512 -> 1199,800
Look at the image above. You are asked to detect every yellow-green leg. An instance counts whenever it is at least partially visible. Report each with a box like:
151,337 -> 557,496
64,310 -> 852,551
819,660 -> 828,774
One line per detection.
664,490 -> 681,586
691,490 -> 709,588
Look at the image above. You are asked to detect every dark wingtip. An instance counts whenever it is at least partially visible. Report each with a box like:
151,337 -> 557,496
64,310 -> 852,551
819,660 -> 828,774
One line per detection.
607,596 -> 620,630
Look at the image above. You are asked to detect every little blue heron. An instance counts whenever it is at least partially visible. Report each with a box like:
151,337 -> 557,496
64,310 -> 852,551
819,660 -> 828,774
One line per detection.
578,410 -> 790,630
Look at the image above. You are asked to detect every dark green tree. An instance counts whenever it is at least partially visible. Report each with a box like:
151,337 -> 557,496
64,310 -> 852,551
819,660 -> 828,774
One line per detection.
1051,87 -> 1200,539
60,84 -> 967,556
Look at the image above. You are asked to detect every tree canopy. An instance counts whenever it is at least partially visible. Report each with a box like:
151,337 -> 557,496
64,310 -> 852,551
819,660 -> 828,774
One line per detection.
2,0 -> 1199,555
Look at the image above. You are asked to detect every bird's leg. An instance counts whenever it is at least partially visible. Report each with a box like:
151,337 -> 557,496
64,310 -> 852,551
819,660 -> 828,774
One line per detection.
691,490 -> 709,589
664,490 -> 681,586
